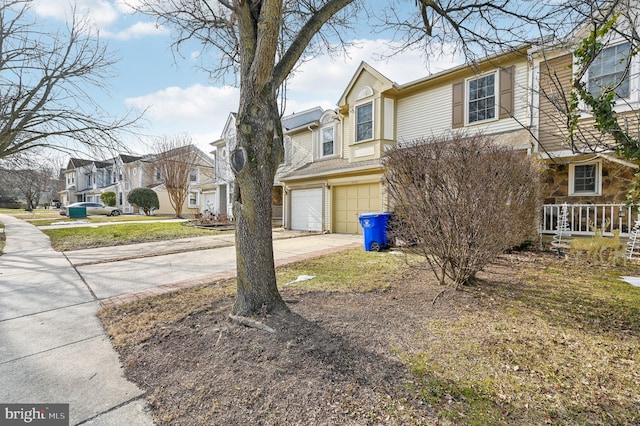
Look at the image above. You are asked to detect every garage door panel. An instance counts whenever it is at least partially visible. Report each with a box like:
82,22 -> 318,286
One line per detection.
291,189 -> 322,232
333,182 -> 381,234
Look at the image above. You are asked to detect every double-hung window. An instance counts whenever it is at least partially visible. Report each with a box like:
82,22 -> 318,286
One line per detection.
355,102 -> 373,142
321,126 -> 334,156
588,42 -> 631,99
188,191 -> 199,208
468,73 -> 496,124
570,162 -> 600,195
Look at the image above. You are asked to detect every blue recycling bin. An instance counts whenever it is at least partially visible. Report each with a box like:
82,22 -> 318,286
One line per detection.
359,212 -> 391,252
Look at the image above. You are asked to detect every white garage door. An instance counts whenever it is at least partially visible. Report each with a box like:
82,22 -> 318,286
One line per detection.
291,188 -> 322,232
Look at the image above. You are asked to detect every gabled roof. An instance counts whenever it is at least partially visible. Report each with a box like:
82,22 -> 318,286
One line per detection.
120,154 -> 143,164
338,61 -> 396,106
281,107 -> 324,131
66,158 -> 93,170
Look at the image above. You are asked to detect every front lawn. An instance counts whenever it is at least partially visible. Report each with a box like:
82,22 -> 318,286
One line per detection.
43,221 -> 229,251
27,214 -> 179,227
99,249 -> 640,425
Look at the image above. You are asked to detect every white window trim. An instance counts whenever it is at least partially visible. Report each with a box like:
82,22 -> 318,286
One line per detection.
354,101 -> 374,143
465,71 -> 499,126
188,190 -> 200,208
319,124 -> 336,157
569,160 -> 602,196
574,40 -> 640,115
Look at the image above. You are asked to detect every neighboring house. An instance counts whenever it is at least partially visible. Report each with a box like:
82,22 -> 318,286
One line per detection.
212,14 -> 640,237
531,15 -> 639,235
211,113 -> 238,219
59,148 -> 215,216
147,146 -> 216,216
210,108 -> 323,222
60,158 -> 102,206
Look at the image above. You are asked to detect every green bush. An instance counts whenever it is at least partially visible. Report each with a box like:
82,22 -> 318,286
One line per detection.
127,188 -> 159,216
100,191 -> 117,207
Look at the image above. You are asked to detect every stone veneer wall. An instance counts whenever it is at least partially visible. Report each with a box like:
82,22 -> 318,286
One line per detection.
542,160 -> 635,204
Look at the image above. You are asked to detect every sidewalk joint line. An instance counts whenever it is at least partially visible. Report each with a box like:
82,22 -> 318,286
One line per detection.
63,252 -> 98,301
0,334 -> 104,365
75,394 -> 148,425
0,300 -> 97,324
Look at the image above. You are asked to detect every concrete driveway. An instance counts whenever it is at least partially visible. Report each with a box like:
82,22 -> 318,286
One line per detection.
66,231 -> 361,303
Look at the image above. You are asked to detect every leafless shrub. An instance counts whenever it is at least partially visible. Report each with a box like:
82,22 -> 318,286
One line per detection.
384,133 -> 542,288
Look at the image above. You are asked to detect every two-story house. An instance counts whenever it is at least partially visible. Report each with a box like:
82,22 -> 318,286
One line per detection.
59,147 -> 215,216
145,146 -> 216,216
280,48 -> 532,234
211,108 -> 324,224
59,158 -> 112,206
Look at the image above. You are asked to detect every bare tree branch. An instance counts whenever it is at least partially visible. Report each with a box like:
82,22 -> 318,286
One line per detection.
0,1 -> 142,160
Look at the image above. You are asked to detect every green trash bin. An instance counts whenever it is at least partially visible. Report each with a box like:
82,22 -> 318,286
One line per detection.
68,206 -> 87,218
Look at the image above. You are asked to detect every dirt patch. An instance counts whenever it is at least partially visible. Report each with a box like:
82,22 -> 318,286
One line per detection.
107,251 -> 640,425
116,270 -> 467,424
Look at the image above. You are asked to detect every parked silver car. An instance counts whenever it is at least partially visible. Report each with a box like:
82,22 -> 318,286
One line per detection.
59,202 -> 122,216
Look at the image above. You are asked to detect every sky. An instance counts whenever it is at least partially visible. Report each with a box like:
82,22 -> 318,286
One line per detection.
31,0 -> 464,157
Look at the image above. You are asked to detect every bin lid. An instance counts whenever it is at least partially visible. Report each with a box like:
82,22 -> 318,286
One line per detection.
359,212 -> 391,218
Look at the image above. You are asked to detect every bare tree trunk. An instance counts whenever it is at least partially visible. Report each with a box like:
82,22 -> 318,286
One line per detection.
232,83 -> 288,316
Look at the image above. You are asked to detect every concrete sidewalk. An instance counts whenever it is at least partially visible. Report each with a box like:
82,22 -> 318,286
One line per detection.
0,214 -> 155,425
0,214 -> 362,425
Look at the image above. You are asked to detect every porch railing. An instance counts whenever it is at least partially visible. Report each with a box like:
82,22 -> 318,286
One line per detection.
541,204 -> 636,236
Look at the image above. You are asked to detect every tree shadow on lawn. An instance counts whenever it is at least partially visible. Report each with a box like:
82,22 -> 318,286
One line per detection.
120,300 -> 439,425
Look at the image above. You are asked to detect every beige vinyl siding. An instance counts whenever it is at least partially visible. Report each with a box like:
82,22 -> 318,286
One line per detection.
397,84 -> 452,143
537,54 -> 573,153
397,61 -> 529,143
286,131 -> 313,166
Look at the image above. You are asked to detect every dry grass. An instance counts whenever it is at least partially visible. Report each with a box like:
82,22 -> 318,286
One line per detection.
276,249 -> 415,293
99,279 -> 236,348
399,254 -> 640,425
0,208 -> 60,219
99,249 -> 640,425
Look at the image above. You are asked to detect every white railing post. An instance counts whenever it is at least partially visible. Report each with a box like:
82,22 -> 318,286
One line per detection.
541,204 -> 634,236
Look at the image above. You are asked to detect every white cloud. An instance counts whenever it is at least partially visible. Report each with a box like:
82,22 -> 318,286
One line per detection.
32,0 -> 166,41
114,0 -> 141,14
284,39 -> 464,113
124,38 -> 465,148
33,0 -> 120,29
125,84 -> 240,141
105,21 -> 169,40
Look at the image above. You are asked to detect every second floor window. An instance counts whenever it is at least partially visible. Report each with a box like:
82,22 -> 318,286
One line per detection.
588,42 -> 631,99
189,168 -> 198,183
468,74 -> 496,123
322,127 -> 334,156
356,102 -> 373,142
